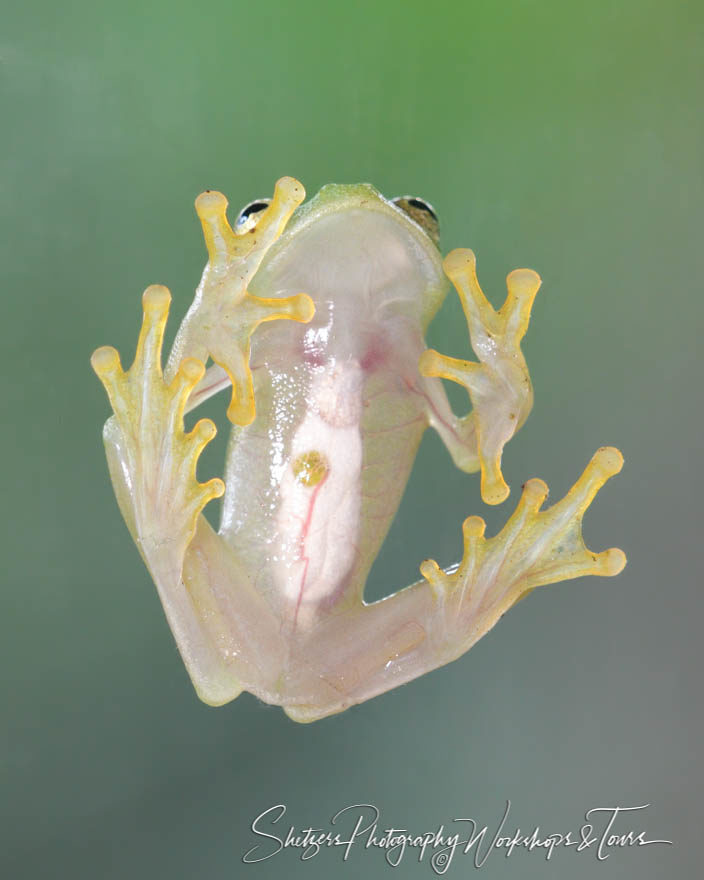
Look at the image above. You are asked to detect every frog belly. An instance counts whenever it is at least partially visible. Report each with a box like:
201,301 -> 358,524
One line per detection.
275,362 -> 363,613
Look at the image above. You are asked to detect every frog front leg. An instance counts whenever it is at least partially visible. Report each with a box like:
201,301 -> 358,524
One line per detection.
166,177 -> 314,425
421,249 -> 541,505
279,447 -> 626,722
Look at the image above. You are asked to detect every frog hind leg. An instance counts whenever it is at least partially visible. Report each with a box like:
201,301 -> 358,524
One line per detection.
280,447 -> 625,722
93,286 -> 284,705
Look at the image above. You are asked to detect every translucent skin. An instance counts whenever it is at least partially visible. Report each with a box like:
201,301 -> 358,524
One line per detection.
92,178 -> 626,722
217,191 -> 458,620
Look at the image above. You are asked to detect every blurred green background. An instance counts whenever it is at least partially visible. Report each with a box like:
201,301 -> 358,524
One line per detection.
2,0 -> 701,877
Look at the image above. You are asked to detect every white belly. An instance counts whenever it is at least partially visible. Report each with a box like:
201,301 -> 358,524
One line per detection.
275,361 -> 363,615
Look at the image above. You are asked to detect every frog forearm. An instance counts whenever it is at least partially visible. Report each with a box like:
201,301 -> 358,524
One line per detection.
421,375 -> 480,473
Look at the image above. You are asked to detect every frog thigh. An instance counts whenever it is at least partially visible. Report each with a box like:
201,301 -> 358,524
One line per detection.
180,517 -> 287,704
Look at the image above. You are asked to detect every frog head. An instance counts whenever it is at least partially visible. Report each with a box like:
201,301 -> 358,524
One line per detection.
243,183 -> 450,333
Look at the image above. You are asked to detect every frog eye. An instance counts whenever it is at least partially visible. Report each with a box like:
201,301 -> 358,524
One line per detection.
235,198 -> 272,233
392,195 -> 440,245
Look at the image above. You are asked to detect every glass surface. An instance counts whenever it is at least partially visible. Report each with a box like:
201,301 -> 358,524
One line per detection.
1,1 -> 700,877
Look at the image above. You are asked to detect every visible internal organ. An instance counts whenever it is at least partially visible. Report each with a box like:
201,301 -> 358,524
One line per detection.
275,360 -> 364,624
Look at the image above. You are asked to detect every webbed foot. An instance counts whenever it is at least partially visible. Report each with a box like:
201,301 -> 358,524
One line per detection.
91,286 -> 224,558
420,446 -> 627,656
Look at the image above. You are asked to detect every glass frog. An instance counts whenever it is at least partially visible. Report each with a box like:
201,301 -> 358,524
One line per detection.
92,177 -> 626,722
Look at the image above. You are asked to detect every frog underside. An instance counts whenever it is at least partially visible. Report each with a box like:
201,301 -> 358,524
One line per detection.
92,178 -> 625,722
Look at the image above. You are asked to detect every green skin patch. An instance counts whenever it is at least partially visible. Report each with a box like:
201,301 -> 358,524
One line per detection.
292,450 -> 329,487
